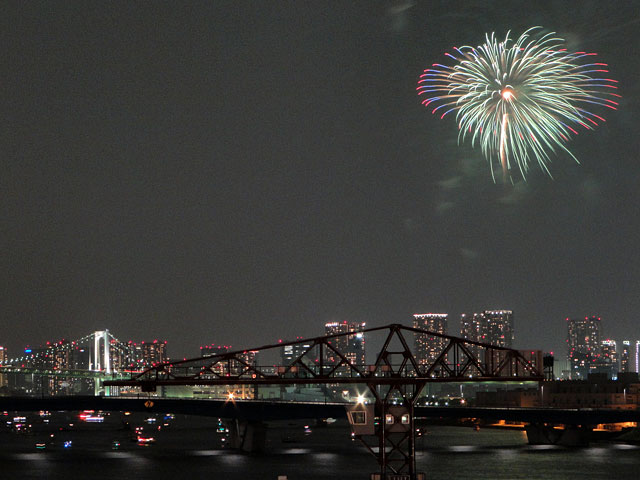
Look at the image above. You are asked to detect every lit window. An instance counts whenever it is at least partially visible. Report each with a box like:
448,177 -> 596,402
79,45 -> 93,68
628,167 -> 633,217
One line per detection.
350,411 -> 366,425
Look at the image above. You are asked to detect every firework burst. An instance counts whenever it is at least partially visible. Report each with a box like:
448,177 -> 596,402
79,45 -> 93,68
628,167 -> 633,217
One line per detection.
417,27 -> 619,180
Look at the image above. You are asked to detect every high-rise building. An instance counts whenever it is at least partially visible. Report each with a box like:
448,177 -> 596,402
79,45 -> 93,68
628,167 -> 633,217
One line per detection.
347,329 -> 366,367
460,313 -> 484,360
126,342 -> 144,369
636,341 -> 640,373
596,339 -> 618,378
460,310 -> 514,360
324,321 -> 366,369
199,344 -> 258,376
139,340 -> 168,366
52,340 -> 72,369
413,313 -> 448,366
280,337 -> 313,365
70,345 -> 90,370
125,340 -> 168,368
566,316 -> 601,380
0,346 -> 7,388
484,310 -> 514,348
325,322 -> 348,364
459,310 -> 514,371
620,341 -> 632,373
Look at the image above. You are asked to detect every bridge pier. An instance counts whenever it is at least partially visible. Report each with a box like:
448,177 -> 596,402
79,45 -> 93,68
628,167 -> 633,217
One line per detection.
228,420 -> 267,452
525,423 -> 591,446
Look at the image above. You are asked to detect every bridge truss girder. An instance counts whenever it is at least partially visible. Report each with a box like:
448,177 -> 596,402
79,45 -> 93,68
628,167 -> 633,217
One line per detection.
107,324 -> 541,387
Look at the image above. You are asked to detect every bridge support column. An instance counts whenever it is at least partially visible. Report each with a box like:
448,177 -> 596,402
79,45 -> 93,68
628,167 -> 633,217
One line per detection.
525,423 -> 591,446
350,325 -> 428,480
228,420 -> 267,453
353,382 -> 426,480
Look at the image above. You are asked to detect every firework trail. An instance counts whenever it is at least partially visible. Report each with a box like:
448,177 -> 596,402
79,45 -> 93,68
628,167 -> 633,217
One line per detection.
417,27 -> 619,180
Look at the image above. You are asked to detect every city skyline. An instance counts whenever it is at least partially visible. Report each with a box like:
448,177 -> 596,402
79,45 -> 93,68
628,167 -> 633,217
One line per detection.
3,310 -> 640,400
4,310 -> 640,368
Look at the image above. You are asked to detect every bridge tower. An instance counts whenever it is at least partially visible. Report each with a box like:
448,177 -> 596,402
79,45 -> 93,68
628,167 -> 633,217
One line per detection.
359,325 -> 427,480
93,330 -> 111,374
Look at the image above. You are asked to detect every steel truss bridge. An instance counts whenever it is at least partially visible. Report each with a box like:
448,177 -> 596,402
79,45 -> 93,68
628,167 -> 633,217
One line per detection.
105,323 -> 544,480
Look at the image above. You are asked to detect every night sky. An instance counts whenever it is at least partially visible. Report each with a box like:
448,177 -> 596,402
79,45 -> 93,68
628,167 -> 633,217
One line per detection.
2,1 -> 639,359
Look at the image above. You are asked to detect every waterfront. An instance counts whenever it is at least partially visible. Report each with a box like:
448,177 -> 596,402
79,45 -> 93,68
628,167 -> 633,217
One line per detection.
2,414 -> 640,480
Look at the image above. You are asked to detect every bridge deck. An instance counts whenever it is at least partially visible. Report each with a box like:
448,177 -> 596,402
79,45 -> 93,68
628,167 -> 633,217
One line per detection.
1,397 -> 639,424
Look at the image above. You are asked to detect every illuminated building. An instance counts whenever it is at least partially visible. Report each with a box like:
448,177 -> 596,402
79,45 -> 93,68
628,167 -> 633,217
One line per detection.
636,341 -> 640,373
324,321 -> 348,365
200,343 -> 257,375
484,310 -> 514,348
595,340 -> 619,379
126,341 -> 144,369
566,316 -> 601,380
51,341 -> 70,369
107,339 -> 127,372
347,329 -> 366,366
70,345 -> 90,370
460,310 -> 514,361
413,313 -> 448,366
194,344 -> 257,400
10,340 -> 90,395
200,344 -> 257,373
126,340 -> 168,368
238,350 -> 258,369
620,341 -> 632,373
461,312 -> 486,361
324,321 -> 366,371
0,346 -> 6,388
141,340 -> 167,366
460,310 -> 514,347
192,383 -> 256,401
280,337 -> 313,365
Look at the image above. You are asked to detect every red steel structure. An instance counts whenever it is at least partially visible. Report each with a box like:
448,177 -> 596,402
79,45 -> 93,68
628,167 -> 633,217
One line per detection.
106,324 -> 543,480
